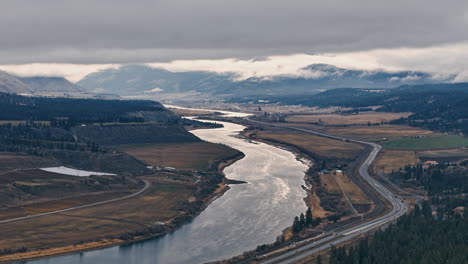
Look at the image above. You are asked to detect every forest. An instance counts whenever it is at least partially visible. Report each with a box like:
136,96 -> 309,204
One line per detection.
328,200 -> 468,264
0,92 -> 166,126
390,162 -> 468,195
238,83 -> 468,135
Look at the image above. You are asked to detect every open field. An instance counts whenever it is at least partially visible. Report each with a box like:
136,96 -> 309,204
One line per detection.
0,174 -> 196,260
303,191 -> 328,218
285,112 -> 411,126
284,123 -> 435,142
374,150 -> 419,175
0,120 -> 50,126
334,172 -> 369,206
418,148 -> 468,163
0,169 -> 138,209
248,127 -> 364,160
320,171 -> 370,214
0,153 -> 57,173
120,142 -> 240,171
168,108 -> 217,116
0,190 -> 133,221
383,134 -> 468,150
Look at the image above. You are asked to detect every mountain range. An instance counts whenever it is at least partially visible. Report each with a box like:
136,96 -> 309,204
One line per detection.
77,64 -> 454,100
0,70 -> 84,94
0,64 -> 458,101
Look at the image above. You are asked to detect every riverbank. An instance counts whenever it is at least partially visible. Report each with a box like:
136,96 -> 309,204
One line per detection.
0,150 -> 245,263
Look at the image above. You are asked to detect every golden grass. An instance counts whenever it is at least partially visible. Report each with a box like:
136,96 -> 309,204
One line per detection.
0,176 -> 194,252
334,172 -> 369,205
418,148 -> 468,158
120,142 -> 240,171
374,149 -> 419,174
255,129 -> 364,159
304,192 -> 328,218
0,239 -> 122,262
0,191 -> 133,221
168,108 -> 215,116
286,112 -> 412,126
283,123 -> 435,142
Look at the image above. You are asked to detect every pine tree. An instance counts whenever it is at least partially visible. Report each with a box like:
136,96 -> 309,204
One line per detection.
299,213 -> 306,229
306,207 -> 313,227
292,216 -> 301,233
316,255 -> 322,264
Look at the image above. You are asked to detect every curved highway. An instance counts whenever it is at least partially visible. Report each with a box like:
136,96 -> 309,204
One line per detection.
245,119 -> 410,264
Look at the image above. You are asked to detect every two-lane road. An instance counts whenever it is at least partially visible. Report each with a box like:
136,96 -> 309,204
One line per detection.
245,119 -> 410,264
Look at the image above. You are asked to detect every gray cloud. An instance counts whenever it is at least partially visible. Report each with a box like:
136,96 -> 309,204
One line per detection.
1,0 -> 468,64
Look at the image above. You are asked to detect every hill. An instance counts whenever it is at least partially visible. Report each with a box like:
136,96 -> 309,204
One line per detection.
259,83 -> 468,135
0,70 -> 87,95
19,76 -> 84,93
77,64 -> 447,99
0,71 -> 32,94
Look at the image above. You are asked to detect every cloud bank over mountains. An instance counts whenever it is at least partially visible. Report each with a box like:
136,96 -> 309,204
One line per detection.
0,1 -> 467,82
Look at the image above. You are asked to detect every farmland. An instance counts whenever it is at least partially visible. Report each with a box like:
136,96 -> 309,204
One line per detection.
383,134 -> 468,150
119,142 -> 241,171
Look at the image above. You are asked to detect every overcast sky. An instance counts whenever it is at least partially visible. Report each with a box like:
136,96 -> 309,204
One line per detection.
1,0 -> 467,81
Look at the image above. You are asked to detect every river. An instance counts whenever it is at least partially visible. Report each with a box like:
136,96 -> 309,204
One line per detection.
20,116 -> 309,264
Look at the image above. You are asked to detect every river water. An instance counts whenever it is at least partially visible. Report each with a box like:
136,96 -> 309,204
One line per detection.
20,119 -> 309,264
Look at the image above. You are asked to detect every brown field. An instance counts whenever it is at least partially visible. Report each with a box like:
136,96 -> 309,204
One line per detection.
0,174 -> 195,254
304,191 -> 328,218
120,142 -> 240,171
320,171 -> 369,213
285,123 -> 435,142
417,148 -> 468,163
374,149 -> 419,174
0,153 -> 57,173
334,172 -> 369,205
0,169 -> 138,208
285,112 -> 411,126
252,128 -> 364,160
168,108 -> 216,116
0,190 -> 133,221
0,120 -> 50,126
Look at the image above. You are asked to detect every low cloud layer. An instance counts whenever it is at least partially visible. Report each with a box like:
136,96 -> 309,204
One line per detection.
1,42 -> 468,82
1,1 -> 467,82
1,0 -> 468,64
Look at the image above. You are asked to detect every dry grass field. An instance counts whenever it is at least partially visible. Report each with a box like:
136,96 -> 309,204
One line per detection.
321,171 -> 370,213
251,128 -> 364,160
167,108 -> 215,117
0,174 -> 195,255
0,120 -> 50,126
0,190 -> 133,221
334,172 -> 369,206
119,142 -> 240,171
417,148 -> 468,163
374,150 -> 419,175
304,191 -> 329,218
285,123 -> 435,142
0,153 -> 57,173
285,112 -> 411,126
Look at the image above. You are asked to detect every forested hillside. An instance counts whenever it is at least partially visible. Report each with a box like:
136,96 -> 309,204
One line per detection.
0,93 -> 199,174
247,83 -> 468,135
329,200 -> 468,264
0,92 -> 175,125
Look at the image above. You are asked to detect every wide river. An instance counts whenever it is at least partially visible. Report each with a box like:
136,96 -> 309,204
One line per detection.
21,118 -> 309,264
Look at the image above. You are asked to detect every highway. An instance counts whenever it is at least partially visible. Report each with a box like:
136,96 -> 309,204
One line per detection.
0,179 -> 150,224
245,119 -> 411,264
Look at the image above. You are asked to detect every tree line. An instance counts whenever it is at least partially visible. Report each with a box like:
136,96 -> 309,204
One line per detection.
327,200 -> 468,264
